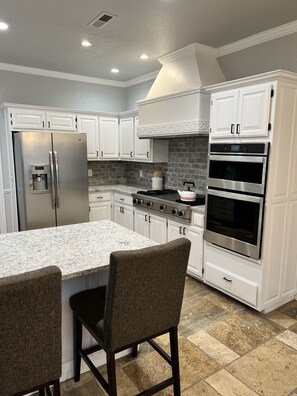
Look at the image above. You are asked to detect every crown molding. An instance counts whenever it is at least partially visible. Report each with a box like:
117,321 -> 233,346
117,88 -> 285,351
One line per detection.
124,70 -> 160,87
217,20 -> 297,57
0,62 -> 126,87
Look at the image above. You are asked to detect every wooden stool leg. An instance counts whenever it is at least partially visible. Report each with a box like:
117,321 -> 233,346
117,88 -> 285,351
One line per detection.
73,314 -> 83,382
131,344 -> 138,357
39,388 -> 45,396
53,379 -> 61,396
170,327 -> 181,396
106,351 -> 117,396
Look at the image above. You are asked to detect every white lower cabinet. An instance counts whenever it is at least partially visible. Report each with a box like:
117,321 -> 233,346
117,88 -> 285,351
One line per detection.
168,220 -> 203,279
134,209 -> 167,243
89,192 -> 112,221
204,242 -> 261,308
113,192 -> 134,230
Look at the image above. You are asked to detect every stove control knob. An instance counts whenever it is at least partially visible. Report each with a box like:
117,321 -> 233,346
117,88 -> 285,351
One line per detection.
139,199 -> 144,205
171,208 -> 178,215
147,201 -> 153,207
133,198 -> 138,204
160,204 -> 166,211
178,210 -> 185,217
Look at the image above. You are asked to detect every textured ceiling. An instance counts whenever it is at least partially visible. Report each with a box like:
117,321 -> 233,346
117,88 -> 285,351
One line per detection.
0,0 -> 297,81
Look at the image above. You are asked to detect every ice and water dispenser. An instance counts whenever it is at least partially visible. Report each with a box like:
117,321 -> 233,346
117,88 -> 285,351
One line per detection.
29,165 -> 50,194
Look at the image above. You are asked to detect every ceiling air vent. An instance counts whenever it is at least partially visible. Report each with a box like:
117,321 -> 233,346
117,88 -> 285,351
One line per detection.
88,12 -> 117,29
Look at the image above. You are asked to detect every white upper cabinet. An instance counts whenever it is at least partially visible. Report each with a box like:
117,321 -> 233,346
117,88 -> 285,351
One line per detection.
8,108 -> 77,132
46,112 -> 77,131
77,115 -> 99,160
9,108 -> 46,130
99,117 -> 119,159
134,116 -> 151,161
210,83 -> 272,140
119,117 -> 134,159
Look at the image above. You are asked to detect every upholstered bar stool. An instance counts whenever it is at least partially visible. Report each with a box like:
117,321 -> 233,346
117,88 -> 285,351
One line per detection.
70,238 -> 191,396
0,266 -> 62,396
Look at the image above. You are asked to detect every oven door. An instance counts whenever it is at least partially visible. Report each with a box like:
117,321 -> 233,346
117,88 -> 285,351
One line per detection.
205,189 -> 264,259
208,155 -> 268,195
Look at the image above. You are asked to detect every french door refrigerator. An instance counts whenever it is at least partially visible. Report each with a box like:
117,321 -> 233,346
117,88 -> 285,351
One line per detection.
13,131 -> 89,231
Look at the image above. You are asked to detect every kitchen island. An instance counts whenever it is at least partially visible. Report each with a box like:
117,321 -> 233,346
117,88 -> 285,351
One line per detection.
0,220 -> 157,381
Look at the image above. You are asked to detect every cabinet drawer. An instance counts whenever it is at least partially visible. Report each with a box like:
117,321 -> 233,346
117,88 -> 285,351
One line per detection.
204,262 -> 258,306
89,192 -> 111,203
113,192 -> 133,206
192,212 -> 205,227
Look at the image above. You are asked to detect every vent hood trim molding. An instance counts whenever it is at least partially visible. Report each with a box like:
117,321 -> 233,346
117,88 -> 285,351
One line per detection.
137,88 -> 207,105
137,120 -> 209,139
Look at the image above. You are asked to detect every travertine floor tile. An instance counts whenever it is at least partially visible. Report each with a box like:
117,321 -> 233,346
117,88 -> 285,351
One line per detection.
206,309 -> 282,355
265,310 -> 297,328
204,290 -> 245,314
206,369 -> 258,396
276,330 -> 297,351
277,300 -> 297,320
183,380 -> 220,395
188,330 -> 240,365
227,338 -> 297,396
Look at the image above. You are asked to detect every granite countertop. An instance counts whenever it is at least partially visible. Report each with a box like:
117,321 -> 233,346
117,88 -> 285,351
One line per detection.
191,205 -> 205,214
0,220 -> 157,280
89,184 -> 142,195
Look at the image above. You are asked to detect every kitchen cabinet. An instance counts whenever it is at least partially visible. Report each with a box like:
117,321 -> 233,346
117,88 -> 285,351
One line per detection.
134,209 -> 167,243
77,115 -> 99,160
113,192 -> 134,230
210,83 -> 272,140
89,191 -> 112,221
8,107 -> 77,132
99,117 -> 119,159
119,117 -> 134,159
134,117 -> 169,162
168,219 -> 203,279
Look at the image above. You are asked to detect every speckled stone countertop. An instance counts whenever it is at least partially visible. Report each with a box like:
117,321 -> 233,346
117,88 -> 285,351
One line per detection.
191,205 -> 205,214
0,220 -> 157,280
89,184 -> 142,195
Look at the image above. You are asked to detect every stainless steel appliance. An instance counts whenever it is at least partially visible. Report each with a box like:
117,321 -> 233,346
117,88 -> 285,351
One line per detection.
13,131 -> 89,231
132,189 -> 205,223
205,142 -> 269,259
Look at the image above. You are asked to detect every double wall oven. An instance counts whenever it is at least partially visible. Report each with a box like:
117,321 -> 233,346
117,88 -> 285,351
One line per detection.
205,143 -> 269,260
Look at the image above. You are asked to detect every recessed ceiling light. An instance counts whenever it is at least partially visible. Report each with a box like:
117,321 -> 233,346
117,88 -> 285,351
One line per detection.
111,68 -> 119,73
0,22 -> 9,31
81,40 -> 92,47
139,54 -> 148,60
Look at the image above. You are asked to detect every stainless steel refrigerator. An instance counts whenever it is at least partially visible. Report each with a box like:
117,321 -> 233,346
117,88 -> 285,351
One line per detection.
13,131 -> 89,231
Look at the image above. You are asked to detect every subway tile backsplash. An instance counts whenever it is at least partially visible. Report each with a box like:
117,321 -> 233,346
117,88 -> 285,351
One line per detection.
88,137 -> 209,193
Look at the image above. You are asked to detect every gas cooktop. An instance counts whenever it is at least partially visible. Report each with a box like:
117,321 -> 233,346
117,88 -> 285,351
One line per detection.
132,189 -> 205,222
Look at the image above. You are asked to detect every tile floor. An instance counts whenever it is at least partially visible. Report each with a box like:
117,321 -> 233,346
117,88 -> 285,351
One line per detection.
61,277 -> 297,395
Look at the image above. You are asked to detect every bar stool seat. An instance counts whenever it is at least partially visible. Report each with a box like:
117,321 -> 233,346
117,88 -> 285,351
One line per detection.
0,266 -> 62,396
70,238 -> 191,396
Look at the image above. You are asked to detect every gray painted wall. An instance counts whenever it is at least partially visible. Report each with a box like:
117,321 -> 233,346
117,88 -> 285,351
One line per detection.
125,79 -> 155,110
0,70 -> 126,112
219,33 -> 297,81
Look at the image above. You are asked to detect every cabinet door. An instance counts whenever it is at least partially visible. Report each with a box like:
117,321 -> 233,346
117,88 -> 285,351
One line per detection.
210,90 -> 238,139
77,115 -> 99,159
149,214 -> 167,243
122,205 -> 134,231
113,202 -> 123,226
134,117 -> 151,161
134,209 -> 149,238
120,118 -> 134,160
237,84 -> 271,138
89,202 -> 111,221
186,226 -> 203,278
46,112 -> 77,131
9,108 -> 46,130
167,220 -> 183,241
99,117 -> 119,159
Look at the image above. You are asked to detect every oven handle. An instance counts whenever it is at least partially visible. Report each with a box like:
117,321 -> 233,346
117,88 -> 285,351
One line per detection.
209,155 -> 267,164
207,188 -> 264,204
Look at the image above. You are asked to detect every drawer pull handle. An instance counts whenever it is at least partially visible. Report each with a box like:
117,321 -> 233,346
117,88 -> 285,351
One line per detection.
120,198 -> 125,201
179,226 -> 182,235
223,277 -> 232,283
183,227 -> 186,235
97,196 -> 103,199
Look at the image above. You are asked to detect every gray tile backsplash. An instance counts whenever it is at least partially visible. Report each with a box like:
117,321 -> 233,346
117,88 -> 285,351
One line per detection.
88,137 -> 209,193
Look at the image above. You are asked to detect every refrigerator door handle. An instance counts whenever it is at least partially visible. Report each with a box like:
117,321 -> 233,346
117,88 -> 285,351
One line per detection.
49,151 -> 56,209
54,150 -> 61,208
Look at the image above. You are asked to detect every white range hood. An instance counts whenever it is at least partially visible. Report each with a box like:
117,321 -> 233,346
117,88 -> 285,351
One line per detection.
137,43 -> 225,138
